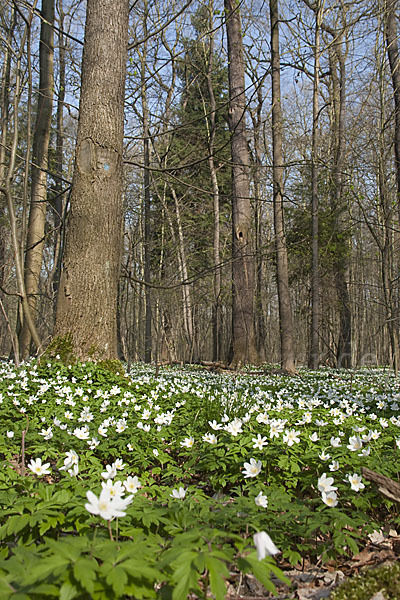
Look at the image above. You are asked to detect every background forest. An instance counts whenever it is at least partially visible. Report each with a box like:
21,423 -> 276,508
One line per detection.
1,0 -> 400,371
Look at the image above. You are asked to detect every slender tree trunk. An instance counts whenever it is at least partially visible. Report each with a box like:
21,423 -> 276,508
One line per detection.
309,3 -> 322,369
140,4 -> 152,363
384,0 -> 400,372
50,0 -> 66,309
0,5 -> 15,278
19,0 -> 54,359
249,78 -> 267,362
385,0 -> 400,216
203,4 -> 222,362
270,0 -> 296,373
2,5 -> 42,362
224,0 -> 259,367
0,4 -> 16,354
329,38 -> 352,368
377,41 -> 399,373
54,0 -> 129,360
170,187 -> 194,357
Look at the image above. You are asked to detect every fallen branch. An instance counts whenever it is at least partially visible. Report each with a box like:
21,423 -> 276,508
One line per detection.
362,467 -> 400,504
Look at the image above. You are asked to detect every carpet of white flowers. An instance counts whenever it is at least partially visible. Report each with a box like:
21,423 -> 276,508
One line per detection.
0,360 -> 399,599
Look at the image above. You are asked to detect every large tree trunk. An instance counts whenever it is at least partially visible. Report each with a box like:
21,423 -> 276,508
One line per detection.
270,0 -> 296,373
19,0 -> 54,359
53,0 -> 129,360
224,0 -> 259,368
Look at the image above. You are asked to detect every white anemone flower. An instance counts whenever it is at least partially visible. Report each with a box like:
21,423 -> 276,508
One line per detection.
114,458 -> 126,470
85,488 -> 133,520
98,425 -> 108,437
123,475 -> 141,494
60,450 -> 79,471
88,437 -> 100,449
28,457 -> 51,476
317,473 -> 337,493
170,487 -> 186,499
319,450 -> 331,461
39,426 -> 53,440
101,463 -> 117,480
255,491 -> 268,508
321,491 -> 338,507
225,419 -> 243,436
253,531 -> 280,560
330,437 -> 341,448
180,436 -> 194,448
329,460 -> 340,472
243,458 -> 262,478
252,434 -> 268,449
347,435 -> 363,451
202,433 -> 218,444
73,426 -> 90,440
101,479 -> 125,498
283,429 -> 300,446
67,463 -> 79,477
348,473 -> 365,492
208,420 -> 223,430
359,446 -> 371,456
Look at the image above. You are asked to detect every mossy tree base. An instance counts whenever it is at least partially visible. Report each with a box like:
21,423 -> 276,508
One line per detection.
43,334 -> 123,374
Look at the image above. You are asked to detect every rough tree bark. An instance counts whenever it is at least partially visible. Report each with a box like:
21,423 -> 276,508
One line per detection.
309,2 -> 322,369
19,0 -> 54,359
53,0 -> 129,360
0,4 -> 16,355
224,0 -> 259,368
270,0 -> 296,373
384,0 -> 400,372
329,36 -> 352,368
385,0 -> 400,217
50,0 -> 66,307
203,2 -> 222,363
139,1 -> 152,363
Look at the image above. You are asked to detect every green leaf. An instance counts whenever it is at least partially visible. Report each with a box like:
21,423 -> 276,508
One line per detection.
170,552 -> 201,600
0,578 -> 13,600
246,558 -> 277,594
23,555 -> 68,584
59,581 -> 78,600
106,565 -> 127,596
7,514 -> 30,536
121,559 -> 160,583
73,558 -> 97,595
205,555 -> 229,600
28,583 -> 60,596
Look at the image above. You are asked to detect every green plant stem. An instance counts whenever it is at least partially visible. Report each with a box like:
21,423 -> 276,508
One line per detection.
20,415 -> 29,476
107,519 -> 114,541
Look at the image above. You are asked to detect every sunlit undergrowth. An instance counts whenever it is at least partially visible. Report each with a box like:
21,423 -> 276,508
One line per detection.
0,360 -> 399,598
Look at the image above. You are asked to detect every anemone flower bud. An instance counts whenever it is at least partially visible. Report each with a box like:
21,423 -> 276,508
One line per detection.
253,531 -> 280,560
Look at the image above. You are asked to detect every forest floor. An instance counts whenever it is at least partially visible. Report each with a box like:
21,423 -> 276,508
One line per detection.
1,361 -> 400,599
226,529 -> 400,599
